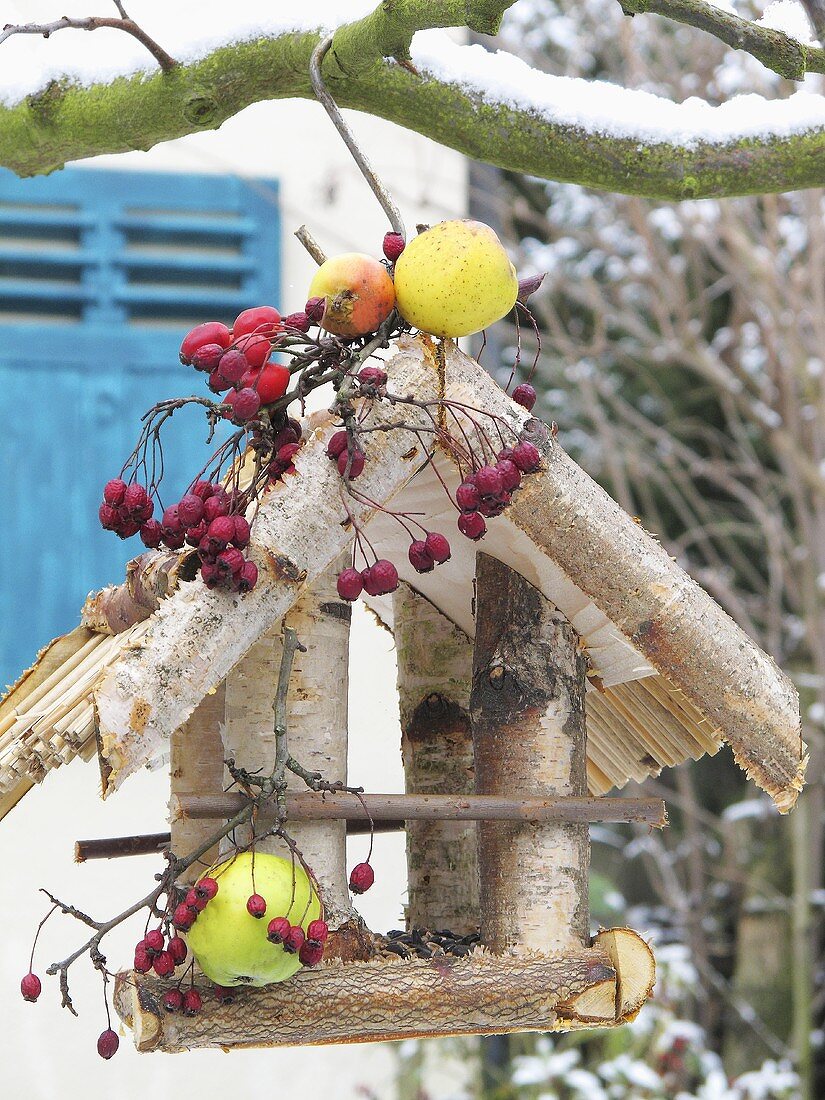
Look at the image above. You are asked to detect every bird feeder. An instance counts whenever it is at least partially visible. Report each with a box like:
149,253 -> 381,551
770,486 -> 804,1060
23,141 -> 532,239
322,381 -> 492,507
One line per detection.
0,336 -> 804,1052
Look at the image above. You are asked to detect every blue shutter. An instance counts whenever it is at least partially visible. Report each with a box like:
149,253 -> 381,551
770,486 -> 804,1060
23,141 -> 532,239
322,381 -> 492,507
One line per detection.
0,167 -> 280,688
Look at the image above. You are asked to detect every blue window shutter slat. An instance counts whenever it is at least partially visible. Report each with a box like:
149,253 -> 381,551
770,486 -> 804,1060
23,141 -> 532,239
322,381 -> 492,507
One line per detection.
0,166 -> 280,688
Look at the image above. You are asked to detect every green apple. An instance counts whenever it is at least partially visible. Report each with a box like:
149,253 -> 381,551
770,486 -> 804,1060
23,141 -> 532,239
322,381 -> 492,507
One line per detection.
393,220 -> 518,338
186,851 -> 321,987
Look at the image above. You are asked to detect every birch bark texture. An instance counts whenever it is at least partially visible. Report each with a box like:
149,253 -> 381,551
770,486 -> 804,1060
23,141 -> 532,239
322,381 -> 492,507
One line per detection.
221,557 -> 354,928
393,584 -> 478,935
471,554 -> 589,954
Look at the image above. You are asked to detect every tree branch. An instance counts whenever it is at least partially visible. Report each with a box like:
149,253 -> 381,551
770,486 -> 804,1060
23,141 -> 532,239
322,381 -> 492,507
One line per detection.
0,11 -> 177,74
1,7 -> 825,198
618,0 -> 825,79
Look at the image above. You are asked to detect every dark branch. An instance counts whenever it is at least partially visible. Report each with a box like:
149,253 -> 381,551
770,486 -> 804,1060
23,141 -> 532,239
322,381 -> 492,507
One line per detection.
0,11 -> 177,73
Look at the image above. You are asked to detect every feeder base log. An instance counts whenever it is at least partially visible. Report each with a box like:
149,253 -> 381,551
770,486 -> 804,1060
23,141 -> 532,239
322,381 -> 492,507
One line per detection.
115,928 -> 654,1051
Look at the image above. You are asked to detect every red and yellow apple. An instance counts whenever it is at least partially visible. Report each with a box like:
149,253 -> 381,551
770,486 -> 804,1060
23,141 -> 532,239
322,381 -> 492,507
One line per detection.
308,253 -> 395,337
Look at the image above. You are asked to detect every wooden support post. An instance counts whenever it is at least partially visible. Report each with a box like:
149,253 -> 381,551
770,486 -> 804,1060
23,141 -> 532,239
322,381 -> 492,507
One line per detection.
222,556 -> 363,940
471,554 -> 590,954
393,584 -> 478,935
169,684 -> 226,884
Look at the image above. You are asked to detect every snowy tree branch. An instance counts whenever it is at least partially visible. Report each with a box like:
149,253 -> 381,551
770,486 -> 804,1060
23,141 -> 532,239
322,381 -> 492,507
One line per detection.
2,1 -> 825,197
618,0 -> 825,78
621,0 -> 825,76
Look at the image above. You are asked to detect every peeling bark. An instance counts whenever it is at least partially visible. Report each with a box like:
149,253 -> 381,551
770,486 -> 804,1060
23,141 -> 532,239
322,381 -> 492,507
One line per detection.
472,554 -> 589,954
393,584 -> 478,935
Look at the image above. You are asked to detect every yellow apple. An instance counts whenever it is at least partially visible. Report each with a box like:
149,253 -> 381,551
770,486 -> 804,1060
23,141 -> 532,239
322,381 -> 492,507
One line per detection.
186,851 -> 321,987
308,253 -> 395,337
393,220 -> 518,338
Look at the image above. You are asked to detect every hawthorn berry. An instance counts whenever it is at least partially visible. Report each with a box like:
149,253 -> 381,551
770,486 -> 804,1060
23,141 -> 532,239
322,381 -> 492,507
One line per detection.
133,946 -> 152,973
237,560 -> 258,593
337,448 -> 365,479
283,926 -> 305,954
307,919 -> 329,944
473,466 -> 503,497
458,512 -> 487,541
299,940 -> 324,967
191,342 -> 226,373
200,562 -> 221,589
144,929 -> 164,953
358,365 -> 387,388
209,368 -> 232,394
267,916 -> 291,944
479,492 -> 510,518
231,516 -> 251,549
305,296 -> 325,323
185,519 -> 208,548
283,310 -> 310,332
98,503 -> 119,531
496,459 -> 522,492
408,540 -> 435,574
177,493 -> 204,528
123,483 -> 152,521
20,972 -> 41,1002
349,862 -> 374,894
456,481 -> 481,512
512,441 -> 541,472
103,478 -> 128,506
231,387 -> 261,422
213,985 -> 236,1004
277,443 -> 300,468
216,349 -> 248,386
182,989 -> 203,1016
383,232 -> 405,262
168,936 -> 188,965
337,568 -> 363,601
217,547 -> 245,577
208,516 -> 235,546
180,321 -> 231,365
246,894 -> 267,919
163,988 -> 184,1013
152,950 -> 175,978
185,888 -> 206,912
512,383 -> 537,411
161,505 -> 182,538
326,430 -> 348,460
173,903 -> 196,931
203,494 -> 229,523
424,531 -> 451,563
195,877 -> 219,902
97,1028 -> 120,1060
140,519 -> 164,549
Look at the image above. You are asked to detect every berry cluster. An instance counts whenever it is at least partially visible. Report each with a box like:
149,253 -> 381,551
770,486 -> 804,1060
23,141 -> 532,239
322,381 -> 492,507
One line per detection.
98,480 -> 153,539
454,440 -> 541,542
170,875 -> 219,934
266,913 -> 328,969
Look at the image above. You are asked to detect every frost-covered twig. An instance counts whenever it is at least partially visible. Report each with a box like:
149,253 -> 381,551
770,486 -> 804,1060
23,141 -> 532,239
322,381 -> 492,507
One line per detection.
618,0 -> 825,78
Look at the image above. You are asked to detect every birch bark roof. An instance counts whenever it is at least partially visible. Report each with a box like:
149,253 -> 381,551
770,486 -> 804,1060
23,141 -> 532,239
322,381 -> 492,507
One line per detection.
0,335 -> 805,819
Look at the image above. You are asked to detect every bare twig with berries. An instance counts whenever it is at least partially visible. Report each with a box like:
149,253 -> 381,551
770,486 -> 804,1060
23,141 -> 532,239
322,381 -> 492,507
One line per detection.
0,2 -> 177,73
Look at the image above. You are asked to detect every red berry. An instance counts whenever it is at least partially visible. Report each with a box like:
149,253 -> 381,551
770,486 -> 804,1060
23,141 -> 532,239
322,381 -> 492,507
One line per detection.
161,504 -> 182,537
283,926 -> 305,954
180,321 -> 231,365
358,365 -> 387,388
512,383 -> 537,411
307,919 -> 329,944
283,311 -> 310,332
168,936 -> 187,964
497,447 -> 515,463
383,232 -> 405,262
144,929 -> 164,953
177,494 -> 204,529
163,531 -> 186,550
299,940 -> 324,967
272,422 -> 301,451
195,877 -> 219,901
305,296 -> 325,323
246,894 -> 267,919
235,331 -> 271,369
231,387 -> 261,422
216,349 -> 248,385
479,492 -> 510,518
243,362 -> 290,404
368,559 -> 398,596
173,904 -> 195,931
133,946 -> 151,974
191,480 -> 215,501
456,481 -> 481,512
191,342 -> 226,373
267,916 -> 291,944
424,531 -> 451,563
408,540 -> 435,574
231,516 -> 251,549
512,441 -> 541,472
217,547 -> 245,577
233,305 -> 281,339
213,985 -> 236,1004
496,459 -> 522,492
237,560 -> 258,593
97,1028 -> 119,1060
20,972 -> 41,1002
152,950 -> 175,978
326,430 -> 348,459
207,516 -> 235,545
209,368 -> 231,394
103,478 -> 128,505
163,988 -> 184,1013
473,465 -> 503,497
337,568 -> 363,601
200,562 -> 221,588
99,502 -> 119,531
349,862 -> 374,894
182,989 -> 203,1016
337,448 -> 365,479
277,443 -> 300,468
123,483 -> 151,519
185,888 -> 206,912
140,519 -> 163,549
203,494 -> 229,522
458,512 -> 487,541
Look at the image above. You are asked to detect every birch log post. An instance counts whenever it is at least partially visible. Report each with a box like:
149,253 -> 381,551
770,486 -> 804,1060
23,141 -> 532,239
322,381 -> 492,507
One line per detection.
471,554 -> 589,954
221,556 -> 368,954
169,684 -> 226,884
393,584 -> 478,935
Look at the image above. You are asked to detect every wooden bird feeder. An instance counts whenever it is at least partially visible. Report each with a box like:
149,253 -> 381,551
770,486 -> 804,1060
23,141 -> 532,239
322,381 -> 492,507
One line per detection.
0,336 -> 805,1052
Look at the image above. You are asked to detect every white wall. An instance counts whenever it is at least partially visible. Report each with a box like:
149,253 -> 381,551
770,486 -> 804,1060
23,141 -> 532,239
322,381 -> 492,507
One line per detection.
1,30 -> 468,1100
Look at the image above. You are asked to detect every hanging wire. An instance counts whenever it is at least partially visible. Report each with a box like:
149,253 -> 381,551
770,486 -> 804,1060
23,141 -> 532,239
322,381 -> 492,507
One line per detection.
310,34 -> 406,240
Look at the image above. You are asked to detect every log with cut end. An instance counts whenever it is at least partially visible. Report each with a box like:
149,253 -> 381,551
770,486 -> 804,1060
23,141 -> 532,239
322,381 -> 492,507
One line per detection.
82,551 -> 195,634
393,584 -> 477,935
115,945 -> 631,1051
472,554 -> 589,955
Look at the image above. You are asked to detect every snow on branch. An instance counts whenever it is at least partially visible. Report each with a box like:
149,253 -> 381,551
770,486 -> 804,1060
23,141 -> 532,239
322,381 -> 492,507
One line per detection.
616,0 -> 825,79
1,0 -> 825,197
